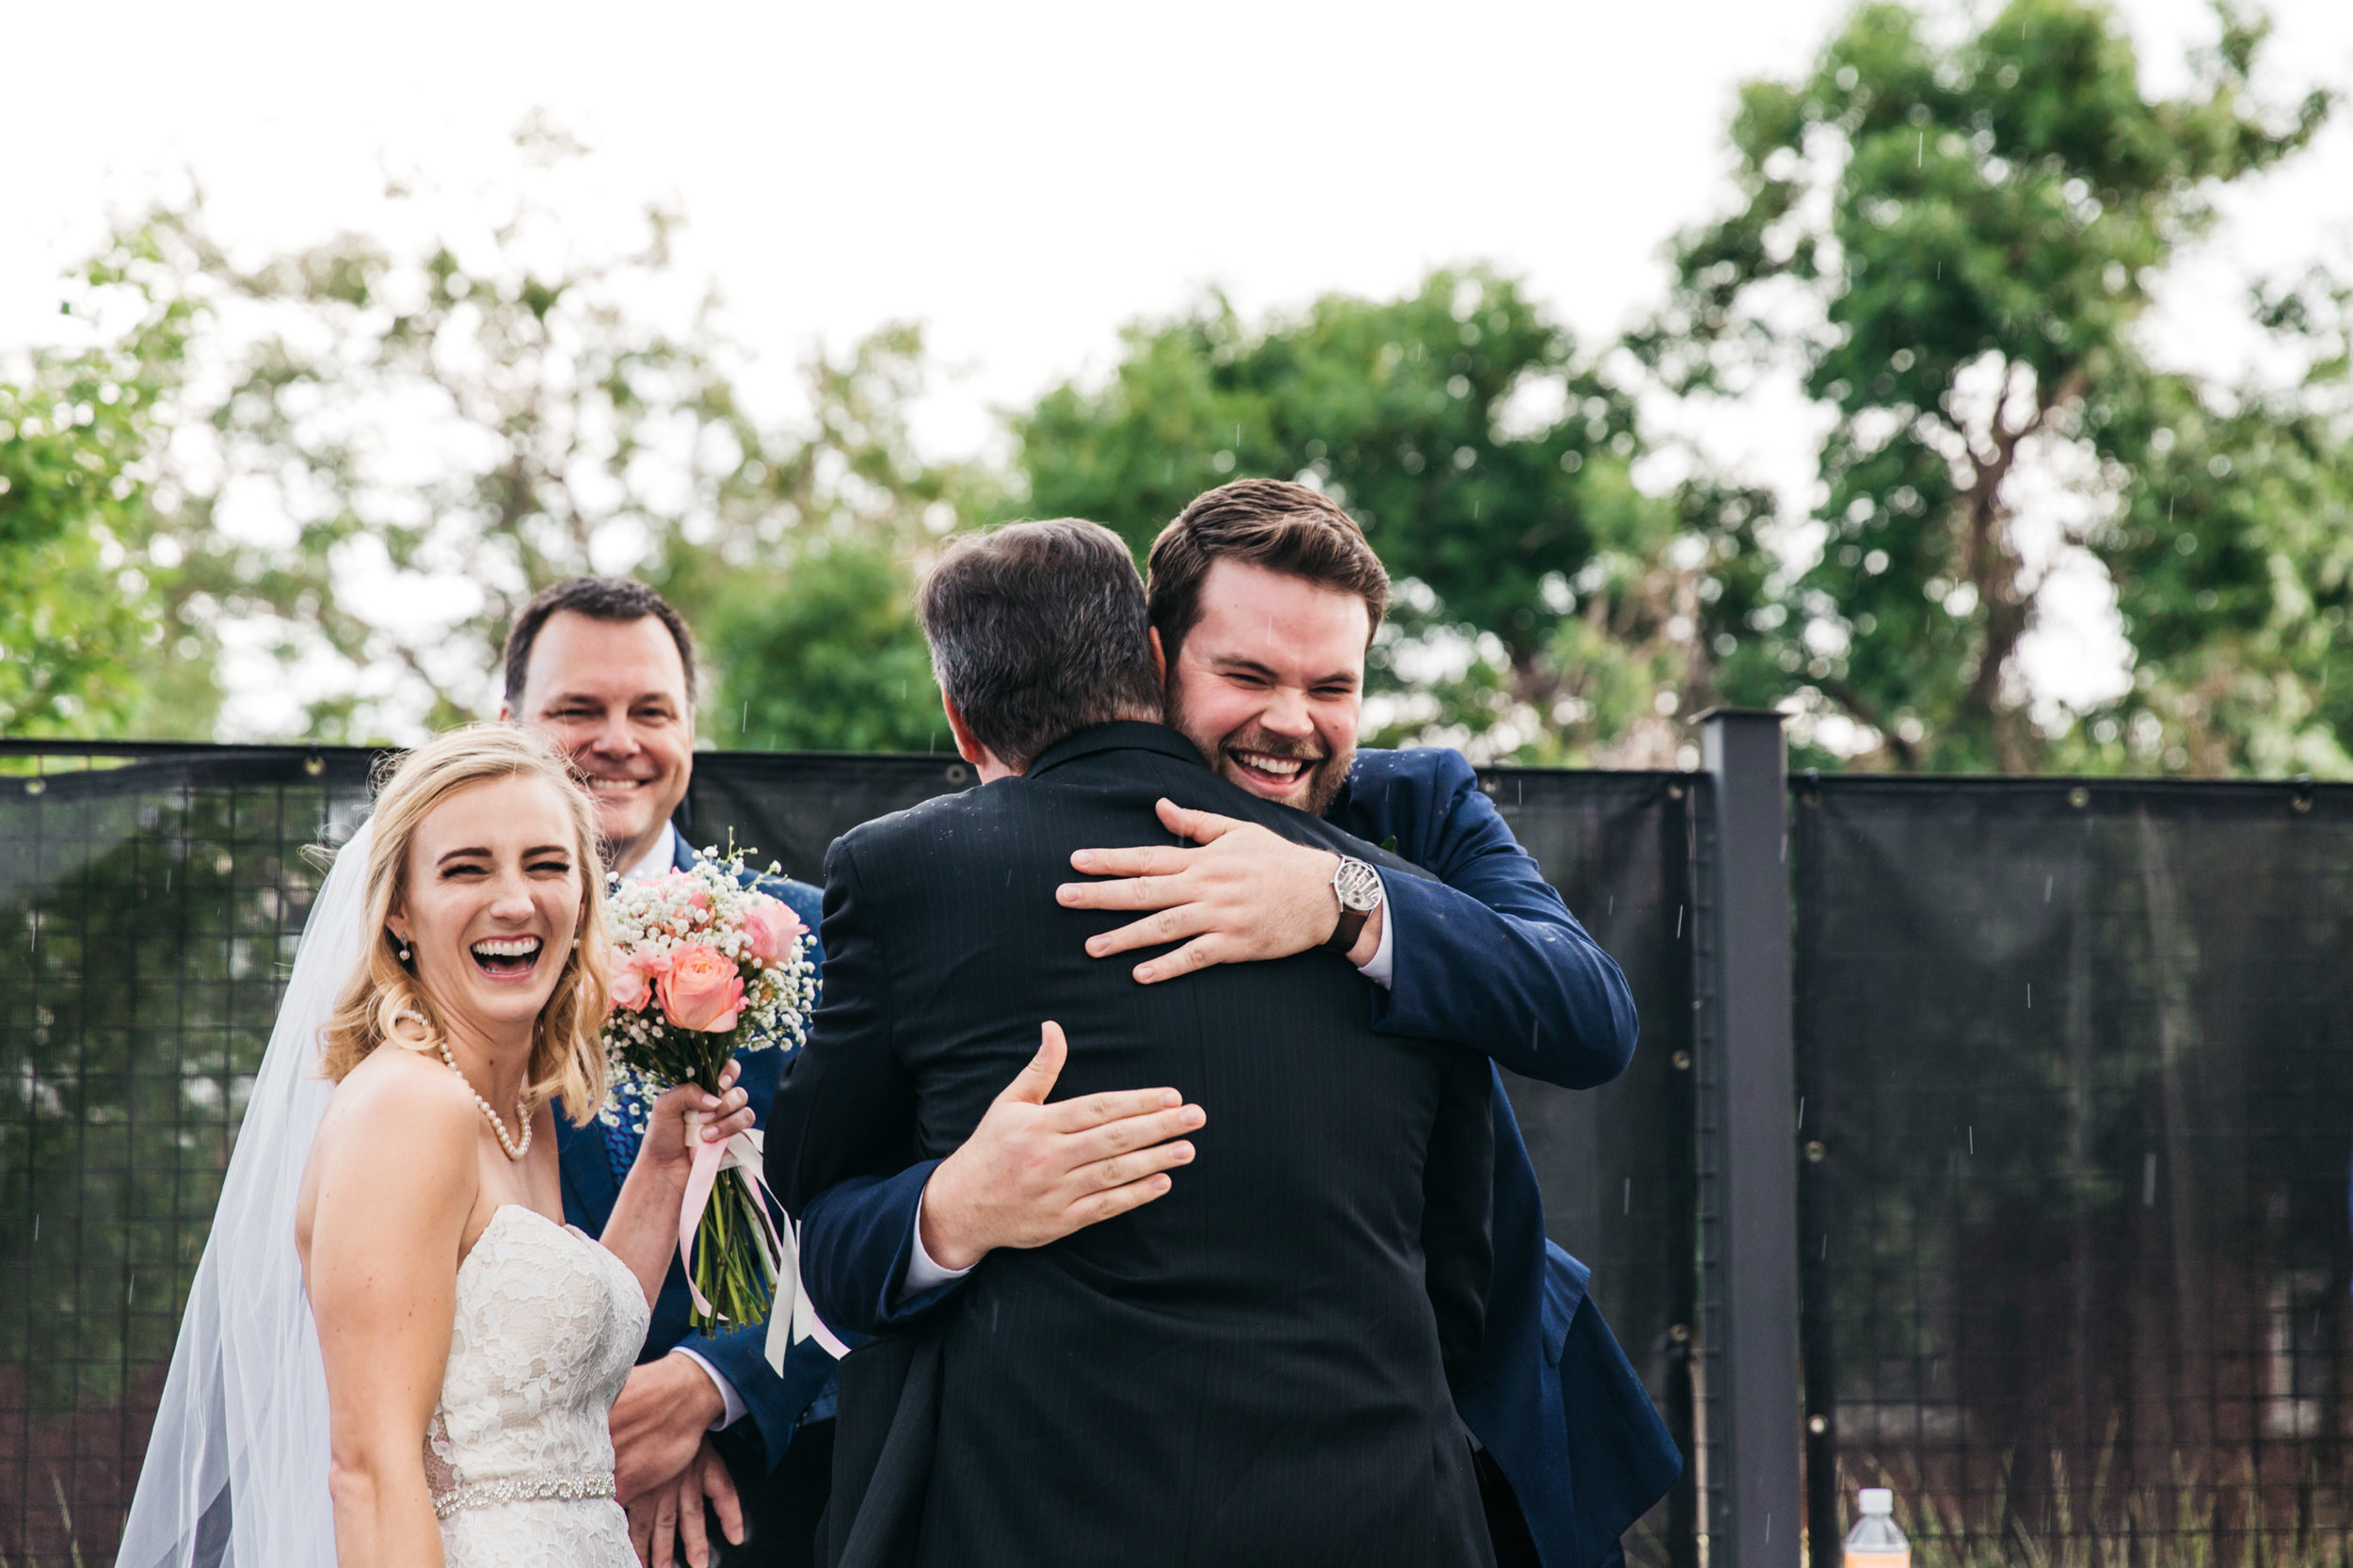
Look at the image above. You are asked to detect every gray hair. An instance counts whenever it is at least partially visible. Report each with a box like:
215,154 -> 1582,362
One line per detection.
915,520 -> 1164,770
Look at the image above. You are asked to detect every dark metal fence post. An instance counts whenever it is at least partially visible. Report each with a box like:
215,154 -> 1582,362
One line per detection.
1696,710 -> 1801,1568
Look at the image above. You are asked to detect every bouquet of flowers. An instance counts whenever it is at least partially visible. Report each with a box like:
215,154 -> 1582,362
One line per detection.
600,845 -> 818,1334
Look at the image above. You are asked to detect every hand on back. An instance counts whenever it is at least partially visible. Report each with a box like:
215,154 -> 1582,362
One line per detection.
917,1022 -> 1206,1272
1058,797 -> 1365,981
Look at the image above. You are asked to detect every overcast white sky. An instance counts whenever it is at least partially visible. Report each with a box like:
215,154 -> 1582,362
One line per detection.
6,0 -> 2350,729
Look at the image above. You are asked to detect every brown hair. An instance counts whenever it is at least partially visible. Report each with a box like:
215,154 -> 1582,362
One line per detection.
1145,479 -> 1392,664
502,576 -> 698,712
321,725 -> 613,1125
915,520 -> 1163,770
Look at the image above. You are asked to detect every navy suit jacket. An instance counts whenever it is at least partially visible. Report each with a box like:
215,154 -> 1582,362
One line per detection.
554,827 -> 838,1471
793,748 -> 1681,1566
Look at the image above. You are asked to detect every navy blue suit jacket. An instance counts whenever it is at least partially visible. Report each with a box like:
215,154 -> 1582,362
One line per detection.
554,828 -> 838,1471
794,749 -> 1681,1565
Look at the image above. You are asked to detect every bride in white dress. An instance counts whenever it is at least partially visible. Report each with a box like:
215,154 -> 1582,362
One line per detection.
303,725 -> 755,1566
119,723 -> 753,1568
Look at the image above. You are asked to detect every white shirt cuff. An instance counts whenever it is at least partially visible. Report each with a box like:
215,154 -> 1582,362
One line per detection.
669,1347 -> 747,1431
1353,873 -> 1396,988
899,1188 -> 978,1303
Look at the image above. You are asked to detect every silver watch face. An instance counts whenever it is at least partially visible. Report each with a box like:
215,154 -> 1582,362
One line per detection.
1333,856 -> 1385,913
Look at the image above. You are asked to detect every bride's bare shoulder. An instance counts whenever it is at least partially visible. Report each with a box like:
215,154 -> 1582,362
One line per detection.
297,1047 -> 480,1262
312,1047 -> 479,1170
333,1041 -> 475,1116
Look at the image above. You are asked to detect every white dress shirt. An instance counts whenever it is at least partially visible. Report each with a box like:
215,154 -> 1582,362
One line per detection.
619,823 -> 753,1432
903,870 -> 1398,1298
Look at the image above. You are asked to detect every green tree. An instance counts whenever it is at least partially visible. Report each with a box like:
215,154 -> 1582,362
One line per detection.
143,204 -> 978,740
705,539 -> 951,753
14,122 -> 986,747
1011,271 -> 1772,763
1641,0 -> 2344,773
0,232 -> 200,737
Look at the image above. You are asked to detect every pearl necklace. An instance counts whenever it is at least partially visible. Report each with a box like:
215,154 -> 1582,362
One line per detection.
398,1008 -> 532,1161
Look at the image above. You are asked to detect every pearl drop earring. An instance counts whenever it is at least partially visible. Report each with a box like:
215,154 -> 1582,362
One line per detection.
396,939 -> 411,962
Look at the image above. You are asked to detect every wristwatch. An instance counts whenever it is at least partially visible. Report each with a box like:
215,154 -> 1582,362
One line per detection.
1324,856 -> 1386,955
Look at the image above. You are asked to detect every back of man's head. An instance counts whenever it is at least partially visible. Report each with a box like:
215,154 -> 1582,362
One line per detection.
916,520 -> 1163,771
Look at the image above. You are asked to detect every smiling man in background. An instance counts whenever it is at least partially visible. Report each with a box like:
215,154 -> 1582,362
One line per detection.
501,576 -> 834,1568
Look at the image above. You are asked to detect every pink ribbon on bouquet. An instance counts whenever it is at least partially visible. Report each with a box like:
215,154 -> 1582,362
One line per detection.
677,1113 -> 786,1320
675,1115 -> 850,1368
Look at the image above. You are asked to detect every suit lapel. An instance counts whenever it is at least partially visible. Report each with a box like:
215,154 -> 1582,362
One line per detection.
557,1112 -> 623,1226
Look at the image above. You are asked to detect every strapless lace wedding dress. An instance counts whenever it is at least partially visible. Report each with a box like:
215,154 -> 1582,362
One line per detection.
425,1205 -> 649,1566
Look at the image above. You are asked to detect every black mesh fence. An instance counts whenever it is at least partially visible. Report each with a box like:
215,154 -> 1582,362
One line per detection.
0,744 -> 1700,1564
8,743 -> 2349,1568
1795,776 -> 2353,1567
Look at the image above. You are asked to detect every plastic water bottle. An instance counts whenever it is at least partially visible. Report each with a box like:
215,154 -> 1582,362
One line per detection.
1843,1489 -> 1909,1568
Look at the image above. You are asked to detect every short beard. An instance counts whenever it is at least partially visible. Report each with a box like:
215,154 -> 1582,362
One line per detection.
1169,690 -> 1353,818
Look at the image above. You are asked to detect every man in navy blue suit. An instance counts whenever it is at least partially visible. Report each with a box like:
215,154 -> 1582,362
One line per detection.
501,577 -> 836,1568
795,483 -> 1681,1568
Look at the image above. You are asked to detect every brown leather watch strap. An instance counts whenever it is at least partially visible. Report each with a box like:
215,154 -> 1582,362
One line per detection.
1325,906 -> 1369,955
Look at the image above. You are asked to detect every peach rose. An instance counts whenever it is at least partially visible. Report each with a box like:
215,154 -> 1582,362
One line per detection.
657,943 -> 744,1032
742,894 -> 806,966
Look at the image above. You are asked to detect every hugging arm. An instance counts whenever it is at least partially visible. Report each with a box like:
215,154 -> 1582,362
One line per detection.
1058,750 -> 1638,1088
1364,750 -> 1637,1089
796,1029 -> 1201,1335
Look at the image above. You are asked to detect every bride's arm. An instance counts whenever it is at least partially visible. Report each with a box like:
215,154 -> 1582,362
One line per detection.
304,1067 -> 479,1568
601,1059 -> 758,1307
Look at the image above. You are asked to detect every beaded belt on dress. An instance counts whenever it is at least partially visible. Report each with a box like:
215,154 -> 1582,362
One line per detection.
431,1468 -> 616,1519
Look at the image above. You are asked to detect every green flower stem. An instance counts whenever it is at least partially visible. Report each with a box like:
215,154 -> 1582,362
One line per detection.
687,1166 -> 778,1334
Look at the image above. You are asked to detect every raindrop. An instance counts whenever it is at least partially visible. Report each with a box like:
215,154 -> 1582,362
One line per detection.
2026,984 -> 2032,1009
2043,874 -> 2053,904
2142,1152 -> 2158,1208
1623,1178 -> 1631,1215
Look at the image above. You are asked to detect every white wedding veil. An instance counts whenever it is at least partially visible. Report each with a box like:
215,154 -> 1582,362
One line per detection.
117,816 -> 375,1568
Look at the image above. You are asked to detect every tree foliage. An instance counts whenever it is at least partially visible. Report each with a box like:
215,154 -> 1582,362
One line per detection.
8,13 -> 2350,776
1641,0 -> 2345,773
1012,271 -> 1772,763
140,190 -> 979,740
0,233 -> 199,737
705,539 -> 951,753
3,128 -> 985,745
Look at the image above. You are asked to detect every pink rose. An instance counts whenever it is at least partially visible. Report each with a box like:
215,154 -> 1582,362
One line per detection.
607,951 -> 652,1013
606,948 -> 671,1015
742,894 -> 806,966
657,943 -> 745,1032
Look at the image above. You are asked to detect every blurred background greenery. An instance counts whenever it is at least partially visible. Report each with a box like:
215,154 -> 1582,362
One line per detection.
4,0 -> 2347,776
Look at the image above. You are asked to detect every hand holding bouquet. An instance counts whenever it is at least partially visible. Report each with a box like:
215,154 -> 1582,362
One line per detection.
601,846 -> 818,1333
